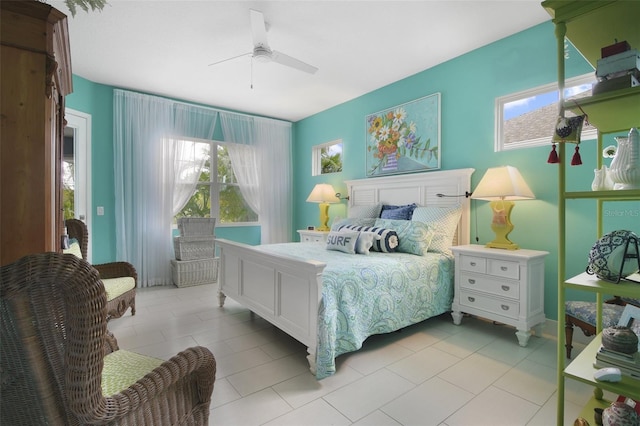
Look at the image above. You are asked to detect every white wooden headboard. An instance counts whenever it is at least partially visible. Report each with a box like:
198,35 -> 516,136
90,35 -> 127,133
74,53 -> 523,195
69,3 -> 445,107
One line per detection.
344,168 -> 475,246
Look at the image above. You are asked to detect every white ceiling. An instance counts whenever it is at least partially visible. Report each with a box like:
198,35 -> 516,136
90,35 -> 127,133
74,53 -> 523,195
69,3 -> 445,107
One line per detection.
50,0 -> 551,122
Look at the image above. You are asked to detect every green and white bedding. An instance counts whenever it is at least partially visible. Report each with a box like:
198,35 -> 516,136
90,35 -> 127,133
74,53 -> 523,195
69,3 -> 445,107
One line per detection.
255,242 -> 454,379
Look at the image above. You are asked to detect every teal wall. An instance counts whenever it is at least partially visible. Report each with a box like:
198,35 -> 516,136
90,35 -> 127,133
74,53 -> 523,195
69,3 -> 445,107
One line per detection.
66,21 -> 638,320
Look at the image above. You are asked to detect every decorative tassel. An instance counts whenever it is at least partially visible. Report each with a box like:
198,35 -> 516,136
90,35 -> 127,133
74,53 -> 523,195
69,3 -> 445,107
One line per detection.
571,145 -> 582,166
547,144 -> 560,163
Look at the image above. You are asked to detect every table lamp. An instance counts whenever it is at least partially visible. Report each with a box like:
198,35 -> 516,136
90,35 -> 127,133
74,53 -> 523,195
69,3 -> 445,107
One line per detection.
306,184 -> 339,231
471,166 -> 535,250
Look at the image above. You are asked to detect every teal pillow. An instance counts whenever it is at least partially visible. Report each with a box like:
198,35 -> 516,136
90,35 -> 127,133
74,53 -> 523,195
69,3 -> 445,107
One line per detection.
375,218 -> 434,256
326,230 -> 359,254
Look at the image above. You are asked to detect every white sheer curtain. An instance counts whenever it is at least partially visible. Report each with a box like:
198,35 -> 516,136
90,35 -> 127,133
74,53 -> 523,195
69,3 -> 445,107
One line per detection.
254,117 -> 292,244
171,104 -> 218,214
113,90 -> 217,287
220,112 -> 292,244
219,114 -> 260,214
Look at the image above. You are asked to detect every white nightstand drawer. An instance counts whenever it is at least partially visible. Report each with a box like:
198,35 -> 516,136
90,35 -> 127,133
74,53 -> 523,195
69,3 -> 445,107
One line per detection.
487,259 -> 520,280
458,255 -> 487,273
458,290 -> 520,320
459,272 -> 520,300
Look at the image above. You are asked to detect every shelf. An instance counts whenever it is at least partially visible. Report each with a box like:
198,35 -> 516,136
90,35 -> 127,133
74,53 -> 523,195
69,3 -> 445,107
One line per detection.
542,1 -> 640,68
565,272 -> 640,300
564,86 -> 640,133
565,334 -> 640,400
574,396 -> 611,425
564,189 -> 640,200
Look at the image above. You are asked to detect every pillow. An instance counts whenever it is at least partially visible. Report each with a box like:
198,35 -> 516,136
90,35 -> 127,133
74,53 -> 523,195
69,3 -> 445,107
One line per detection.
63,241 -> 83,259
348,204 -> 382,219
337,224 -> 398,253
340,229 -> 380,255
412,205 -> 462,253
380,203 -> 418,220
331,217 -> 377,231
375,218 -> 435,256
325,230 -> 359,254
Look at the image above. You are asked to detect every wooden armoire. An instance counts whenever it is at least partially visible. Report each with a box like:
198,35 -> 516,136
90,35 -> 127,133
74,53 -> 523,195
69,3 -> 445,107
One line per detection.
1,0 -> 73,266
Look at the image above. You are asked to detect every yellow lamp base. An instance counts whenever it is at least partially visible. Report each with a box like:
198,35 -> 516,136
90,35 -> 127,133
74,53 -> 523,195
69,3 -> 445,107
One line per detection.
485,200 -> 519,250
316,202 -> 331,231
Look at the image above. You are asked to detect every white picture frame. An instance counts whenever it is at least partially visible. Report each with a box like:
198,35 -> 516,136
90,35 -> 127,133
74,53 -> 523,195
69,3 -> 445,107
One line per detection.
617,304 -> 640,352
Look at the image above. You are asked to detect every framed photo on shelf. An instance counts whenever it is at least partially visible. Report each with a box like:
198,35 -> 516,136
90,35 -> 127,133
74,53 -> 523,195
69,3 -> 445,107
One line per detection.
365,93 -> 441,177
617,304 -> 640,352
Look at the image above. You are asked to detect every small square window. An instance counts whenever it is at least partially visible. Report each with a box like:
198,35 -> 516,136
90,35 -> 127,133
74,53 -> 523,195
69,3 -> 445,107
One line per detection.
312,139 -> 343,176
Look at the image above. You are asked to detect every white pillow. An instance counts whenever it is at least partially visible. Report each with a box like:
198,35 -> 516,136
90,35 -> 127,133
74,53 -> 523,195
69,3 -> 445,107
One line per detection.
348,204 -> 382,219
340,229 -> 379,255
411,205 -> 462,253
326,230 -> 359,254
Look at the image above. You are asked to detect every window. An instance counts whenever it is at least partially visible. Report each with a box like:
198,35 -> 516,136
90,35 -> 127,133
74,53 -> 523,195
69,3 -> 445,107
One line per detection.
174,140 -> 258,225
312,139 -> 343,176
495,73 -> 597,151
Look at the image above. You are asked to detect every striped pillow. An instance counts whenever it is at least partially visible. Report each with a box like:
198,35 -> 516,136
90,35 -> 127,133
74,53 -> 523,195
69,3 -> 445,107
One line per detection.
337,224 -> 398,252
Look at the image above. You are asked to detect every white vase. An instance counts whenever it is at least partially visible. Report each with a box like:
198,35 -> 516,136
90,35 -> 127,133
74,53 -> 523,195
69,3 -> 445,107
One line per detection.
608,128 -> 640,190
591,165 -> 615,191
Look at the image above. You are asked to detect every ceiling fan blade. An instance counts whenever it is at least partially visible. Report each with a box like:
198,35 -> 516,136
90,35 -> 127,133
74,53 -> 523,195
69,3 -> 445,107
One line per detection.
249,9 -> 269,48
208,52 -> 251,67
271,50 -> 318,74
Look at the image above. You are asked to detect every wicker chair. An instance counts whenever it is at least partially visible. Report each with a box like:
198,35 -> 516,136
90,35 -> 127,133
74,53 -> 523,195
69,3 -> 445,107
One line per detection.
1,252 -> 216,425
66,218 -> 136,320
565,296 -> 640,358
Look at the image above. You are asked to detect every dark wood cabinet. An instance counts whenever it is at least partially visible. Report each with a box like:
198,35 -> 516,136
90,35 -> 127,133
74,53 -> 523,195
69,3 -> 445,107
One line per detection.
1,0 -> 73,266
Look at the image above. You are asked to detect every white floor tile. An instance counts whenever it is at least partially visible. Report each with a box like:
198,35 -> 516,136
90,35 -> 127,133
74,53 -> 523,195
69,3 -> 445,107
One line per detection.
263,399 -> 351,426
387,346 -> 461,384
437,352 -> 511,394
443,386 -> 539,426
381,376 -> 475,425
493,358 -> 557,405
211,388 -> 291,426
323,369 -> 414,422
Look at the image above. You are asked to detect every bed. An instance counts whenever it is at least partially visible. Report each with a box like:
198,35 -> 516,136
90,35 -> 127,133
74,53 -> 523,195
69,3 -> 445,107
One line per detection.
216,168 -> 474,379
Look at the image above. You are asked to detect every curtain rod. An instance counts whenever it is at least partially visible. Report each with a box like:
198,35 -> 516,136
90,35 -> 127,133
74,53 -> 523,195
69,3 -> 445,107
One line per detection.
113,88 -> 292,126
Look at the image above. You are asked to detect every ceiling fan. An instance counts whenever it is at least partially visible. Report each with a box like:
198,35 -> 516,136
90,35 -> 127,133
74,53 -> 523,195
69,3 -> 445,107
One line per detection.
209,9 -> 318,75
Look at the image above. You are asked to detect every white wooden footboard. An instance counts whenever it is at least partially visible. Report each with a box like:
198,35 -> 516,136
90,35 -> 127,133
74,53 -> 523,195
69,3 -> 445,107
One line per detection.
216,238 -> 326,374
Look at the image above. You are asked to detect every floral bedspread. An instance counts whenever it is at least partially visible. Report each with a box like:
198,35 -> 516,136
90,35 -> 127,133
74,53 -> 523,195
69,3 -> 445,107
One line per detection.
254,243 -> 454,379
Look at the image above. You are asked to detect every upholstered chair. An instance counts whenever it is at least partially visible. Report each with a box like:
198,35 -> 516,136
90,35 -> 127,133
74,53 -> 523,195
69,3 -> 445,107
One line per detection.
565,297 -> 640,358
1,252 -> 216,425
65,218 -> 136,320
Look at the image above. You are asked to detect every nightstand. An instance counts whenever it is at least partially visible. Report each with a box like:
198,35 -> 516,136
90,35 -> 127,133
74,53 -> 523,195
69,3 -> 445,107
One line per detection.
450,244 -> 548,347
297,229 -> 329,243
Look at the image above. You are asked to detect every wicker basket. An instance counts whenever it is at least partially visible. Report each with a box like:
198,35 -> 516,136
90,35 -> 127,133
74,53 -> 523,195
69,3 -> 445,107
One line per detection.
178,217 -> 216,237
174,236 -> 216,261
171,258 -> 219,287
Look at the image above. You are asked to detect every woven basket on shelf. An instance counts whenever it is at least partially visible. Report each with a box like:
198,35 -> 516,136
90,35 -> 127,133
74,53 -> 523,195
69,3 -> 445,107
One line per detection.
173,236 -> 215,261
170,258 -> 219,288
602,326 -> 639,354
177,217 -> 216,236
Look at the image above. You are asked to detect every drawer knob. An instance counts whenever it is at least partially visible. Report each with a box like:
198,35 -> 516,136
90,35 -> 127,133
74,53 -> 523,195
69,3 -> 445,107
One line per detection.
501,285 -> 510,291
470,262 -> 477,267
501,305 -> 509,311
467,296 -> 475,303
468,279 -> 476,284
500,266 -> 508,271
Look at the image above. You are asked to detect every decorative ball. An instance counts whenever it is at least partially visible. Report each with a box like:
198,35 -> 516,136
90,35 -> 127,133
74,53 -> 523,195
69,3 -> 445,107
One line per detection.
602,326 -> 639,355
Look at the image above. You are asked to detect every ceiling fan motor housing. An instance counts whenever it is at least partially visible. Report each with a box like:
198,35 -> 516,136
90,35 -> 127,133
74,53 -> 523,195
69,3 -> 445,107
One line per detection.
253,46 -> 272,62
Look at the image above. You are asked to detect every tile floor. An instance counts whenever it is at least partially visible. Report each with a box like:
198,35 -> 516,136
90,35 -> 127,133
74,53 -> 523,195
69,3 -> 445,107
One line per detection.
109,283 -> 603,426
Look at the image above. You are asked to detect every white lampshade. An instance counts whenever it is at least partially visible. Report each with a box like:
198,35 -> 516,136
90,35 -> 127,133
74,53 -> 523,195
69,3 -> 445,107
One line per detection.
306,184 -> 340,203
471,166 -> 535,201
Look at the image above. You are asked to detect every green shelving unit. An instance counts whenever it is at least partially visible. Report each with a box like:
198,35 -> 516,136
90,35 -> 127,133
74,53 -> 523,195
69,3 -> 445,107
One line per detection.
541,0 -> 640,424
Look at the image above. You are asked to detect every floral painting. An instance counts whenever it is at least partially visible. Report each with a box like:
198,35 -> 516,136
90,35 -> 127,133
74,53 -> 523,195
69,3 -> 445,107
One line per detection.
366,93 -> 441,177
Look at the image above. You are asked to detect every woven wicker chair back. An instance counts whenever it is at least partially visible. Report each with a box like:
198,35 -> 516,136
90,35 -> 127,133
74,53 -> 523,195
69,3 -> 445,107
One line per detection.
1,253 -> 106,425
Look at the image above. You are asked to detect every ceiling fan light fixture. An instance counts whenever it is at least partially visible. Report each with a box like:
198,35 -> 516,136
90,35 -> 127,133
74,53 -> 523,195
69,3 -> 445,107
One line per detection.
253,46 -> 272,63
